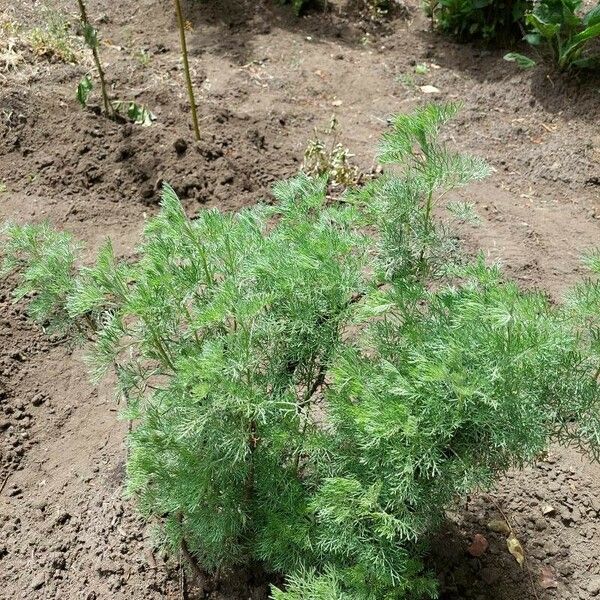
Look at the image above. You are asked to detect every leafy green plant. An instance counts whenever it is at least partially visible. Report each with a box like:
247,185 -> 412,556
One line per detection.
520,0 -> 600,70
74,3 -> 154,124
428,0 -> 531,43
112,100 -> 155,126
3,104 -> 600,600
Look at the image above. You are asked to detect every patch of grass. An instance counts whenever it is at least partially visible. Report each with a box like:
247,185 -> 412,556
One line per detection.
1,18 -> 22,37
27,7 -> 79,63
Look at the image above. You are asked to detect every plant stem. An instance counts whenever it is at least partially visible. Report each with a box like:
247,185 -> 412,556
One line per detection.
173,0 -> 201,141
178,515 -> 207,592
76,0 -> 112,117
244,420 -> 258,504
418,188 -> 434,275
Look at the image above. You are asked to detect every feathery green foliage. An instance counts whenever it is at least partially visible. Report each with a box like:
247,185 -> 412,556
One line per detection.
3,103 -> 600,599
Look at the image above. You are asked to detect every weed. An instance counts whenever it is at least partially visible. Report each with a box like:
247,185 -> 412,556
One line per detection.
302,116 -> 362,187
396,63 -> 432,90
28,7 -> 79,63
0,38 -> 24,72
76,74 -> 93,107
133,48 -> 151,67
280,0 -> 324,15
3,104 -> 600,600
503,51 -> 537,69
1,19 -> 22,37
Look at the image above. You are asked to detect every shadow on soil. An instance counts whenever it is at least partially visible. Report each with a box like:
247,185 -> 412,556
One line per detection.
427,520 -> 539,600
182,0 -> 411,65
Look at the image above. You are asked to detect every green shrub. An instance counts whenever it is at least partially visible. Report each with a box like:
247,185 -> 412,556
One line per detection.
3,104 -> 600,599
429,0 -> 531,43
524,0 -> 600,70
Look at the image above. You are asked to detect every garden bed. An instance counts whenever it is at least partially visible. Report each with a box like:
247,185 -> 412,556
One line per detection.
1,0 -> 599,598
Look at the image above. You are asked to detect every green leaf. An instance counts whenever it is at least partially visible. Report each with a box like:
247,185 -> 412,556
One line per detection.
524,32 -> 543,45
583,4 -> 600,27
76,74 -> 93,107
82,23 -> 98,49
572,55 -> 600,68
126,102 -> 155,126
111,101 -> 155,126
526,13 -> 561,40
503,52 -> 537,69
559,22 -> 600,68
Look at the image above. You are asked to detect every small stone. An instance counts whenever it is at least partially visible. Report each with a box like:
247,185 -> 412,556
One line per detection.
548,480 -> 561,492
96,558 -> 124,576
545,540 -> 560,556
557,561 -> 574,577
588,576 -> 600,596
30,572 -> 45,590
7,486 -> 22,497
54,512 -> 71,526
534,518 -> 547,531
467,534 -> 489,557
173,138 -> 188,155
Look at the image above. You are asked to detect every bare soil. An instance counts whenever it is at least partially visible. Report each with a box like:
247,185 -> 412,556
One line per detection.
1,0 -> 599,598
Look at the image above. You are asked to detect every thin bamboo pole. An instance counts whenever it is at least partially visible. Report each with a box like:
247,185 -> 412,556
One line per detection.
173,0 -> 201,141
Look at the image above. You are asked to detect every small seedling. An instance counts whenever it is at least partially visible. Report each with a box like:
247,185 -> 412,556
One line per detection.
111,101 -> 155,126
134,48 -> 151,67
0,37 -> 24,72
76,74 -> 93,107
73,3 -> 154,124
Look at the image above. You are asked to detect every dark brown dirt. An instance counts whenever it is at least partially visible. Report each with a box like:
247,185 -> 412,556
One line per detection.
1,0 -> 599,598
